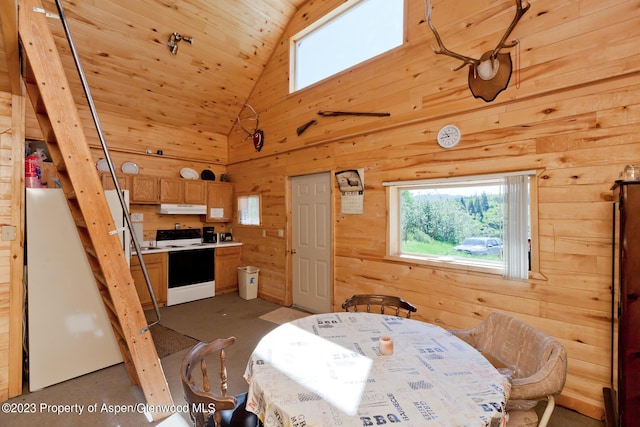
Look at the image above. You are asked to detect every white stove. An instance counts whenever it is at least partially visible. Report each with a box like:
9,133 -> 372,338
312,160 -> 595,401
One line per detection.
156,229 -> 216,306
155,228 -> 202,248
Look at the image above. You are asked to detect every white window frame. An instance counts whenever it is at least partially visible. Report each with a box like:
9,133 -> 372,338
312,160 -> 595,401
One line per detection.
237,194 -> 261,226
385,171 -> 539,279
289,0 -> 405,92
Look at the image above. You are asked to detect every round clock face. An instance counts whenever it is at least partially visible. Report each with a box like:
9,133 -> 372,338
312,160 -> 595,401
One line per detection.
437,125 -> 461,148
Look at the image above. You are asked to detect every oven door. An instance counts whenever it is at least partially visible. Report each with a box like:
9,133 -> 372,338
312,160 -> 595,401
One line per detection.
167,248 -> 215,306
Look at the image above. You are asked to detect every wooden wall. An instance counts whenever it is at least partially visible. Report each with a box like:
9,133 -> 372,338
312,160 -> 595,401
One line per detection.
25,103 -> 234,240
0,91 -> 25,401
227,0 -> 640,419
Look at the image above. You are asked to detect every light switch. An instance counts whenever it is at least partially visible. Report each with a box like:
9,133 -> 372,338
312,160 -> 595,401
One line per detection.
1,225 -> 16,241
278,229 -> 284,237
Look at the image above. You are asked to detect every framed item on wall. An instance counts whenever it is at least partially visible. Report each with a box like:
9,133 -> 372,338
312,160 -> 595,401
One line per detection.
335,169 -> 364,214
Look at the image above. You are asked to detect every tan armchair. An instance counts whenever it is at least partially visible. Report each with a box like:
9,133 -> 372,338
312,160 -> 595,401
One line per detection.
450,312 -> 567,427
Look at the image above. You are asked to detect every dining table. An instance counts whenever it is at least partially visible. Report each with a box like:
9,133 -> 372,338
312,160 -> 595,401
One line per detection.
243,311 -> 511,427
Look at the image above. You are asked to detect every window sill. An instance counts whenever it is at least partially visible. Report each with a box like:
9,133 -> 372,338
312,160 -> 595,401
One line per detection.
386,254 -> 504,275
385,254 -> 547,281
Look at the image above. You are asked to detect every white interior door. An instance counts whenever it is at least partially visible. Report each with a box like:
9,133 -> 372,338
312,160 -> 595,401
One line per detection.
292,173 -> 332,313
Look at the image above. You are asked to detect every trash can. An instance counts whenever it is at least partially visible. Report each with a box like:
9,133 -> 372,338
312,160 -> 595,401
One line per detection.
238,266 -> 259,300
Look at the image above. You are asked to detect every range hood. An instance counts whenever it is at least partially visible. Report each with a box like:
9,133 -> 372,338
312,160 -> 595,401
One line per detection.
157,204 -> 207,215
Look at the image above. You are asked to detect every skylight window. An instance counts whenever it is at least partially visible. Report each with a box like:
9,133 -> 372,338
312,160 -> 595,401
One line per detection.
290,0 -> 404,92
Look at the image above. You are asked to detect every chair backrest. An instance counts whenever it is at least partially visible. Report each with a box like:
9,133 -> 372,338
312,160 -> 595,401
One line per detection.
342,294 -> 417,318
451,312 -> 567,401
181,337 -> 238,427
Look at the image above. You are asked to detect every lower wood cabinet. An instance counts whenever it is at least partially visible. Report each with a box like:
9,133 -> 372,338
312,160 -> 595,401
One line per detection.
215,246 -> 242,295
130,252 -> 167,310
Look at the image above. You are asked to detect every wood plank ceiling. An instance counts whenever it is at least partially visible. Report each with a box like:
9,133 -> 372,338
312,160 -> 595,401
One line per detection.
0,0 -> 307,136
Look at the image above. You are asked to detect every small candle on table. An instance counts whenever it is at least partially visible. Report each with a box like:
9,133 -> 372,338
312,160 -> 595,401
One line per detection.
379,336 -> 393,355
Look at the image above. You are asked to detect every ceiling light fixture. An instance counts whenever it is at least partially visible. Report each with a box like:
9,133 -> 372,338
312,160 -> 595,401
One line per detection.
167,32 -> 193,55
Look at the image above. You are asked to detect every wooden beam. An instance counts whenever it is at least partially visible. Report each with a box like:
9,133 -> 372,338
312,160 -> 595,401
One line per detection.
0,0 -> 21,95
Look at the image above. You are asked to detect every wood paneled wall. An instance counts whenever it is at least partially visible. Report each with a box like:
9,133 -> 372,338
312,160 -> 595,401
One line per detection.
0,91 -> 25,400
227,0 -> 640,419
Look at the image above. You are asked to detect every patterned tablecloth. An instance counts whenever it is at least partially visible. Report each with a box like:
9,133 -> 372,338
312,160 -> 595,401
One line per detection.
244,312 -> 510,427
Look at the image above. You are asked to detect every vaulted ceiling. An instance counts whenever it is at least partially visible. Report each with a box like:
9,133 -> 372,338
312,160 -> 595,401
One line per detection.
0,0 -> 307,137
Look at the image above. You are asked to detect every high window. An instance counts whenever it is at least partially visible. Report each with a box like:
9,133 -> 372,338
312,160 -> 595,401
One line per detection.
385,171 -> 537,279
290,0 -> 404,92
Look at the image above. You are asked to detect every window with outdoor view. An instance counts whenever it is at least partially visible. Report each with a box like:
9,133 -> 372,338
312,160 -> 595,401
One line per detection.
385,171 -> 536,279
238,195 -> 260,226
290,0 -> 404,92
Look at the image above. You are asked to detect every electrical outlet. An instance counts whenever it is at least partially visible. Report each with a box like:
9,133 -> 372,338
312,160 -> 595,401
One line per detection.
278,229 -> 284,238
262,229 -> 266,237
131,213 -> 144,222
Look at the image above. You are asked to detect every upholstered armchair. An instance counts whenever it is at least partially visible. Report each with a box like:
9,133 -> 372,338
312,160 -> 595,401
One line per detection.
450,312 -> 567,427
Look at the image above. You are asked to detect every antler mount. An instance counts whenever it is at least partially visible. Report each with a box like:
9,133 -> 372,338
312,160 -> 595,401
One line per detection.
426,0 -> 530,102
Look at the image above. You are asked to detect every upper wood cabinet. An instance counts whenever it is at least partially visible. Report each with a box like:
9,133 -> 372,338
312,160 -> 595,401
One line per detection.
160,178 -> 207,204
129,175 -> 160,204
101,173 -> 208,206
101,173 -> 130,191
101,173 -> 158,204
205,182 -> 233,222
160,178 -> 183,203
185,180 -> 207,204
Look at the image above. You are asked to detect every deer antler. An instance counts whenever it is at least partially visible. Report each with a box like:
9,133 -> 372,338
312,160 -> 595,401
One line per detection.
425,0 -> 529,80
236,103 -> 259,139
491,0 -> 530,58
425,0 -> 480,72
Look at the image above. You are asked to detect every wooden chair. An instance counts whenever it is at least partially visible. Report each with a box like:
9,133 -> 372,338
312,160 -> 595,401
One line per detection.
450,312 -> 567,427
180,337 -> 260,427
341,294 -> 417,318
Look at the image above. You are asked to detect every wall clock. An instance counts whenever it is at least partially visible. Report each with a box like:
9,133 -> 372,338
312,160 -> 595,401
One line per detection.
437,124 -> 461,148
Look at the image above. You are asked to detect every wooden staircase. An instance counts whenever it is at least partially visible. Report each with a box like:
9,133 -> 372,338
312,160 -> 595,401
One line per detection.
19,0 -> 173,419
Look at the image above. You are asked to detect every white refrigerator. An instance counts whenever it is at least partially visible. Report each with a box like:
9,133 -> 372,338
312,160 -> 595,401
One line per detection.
26,188 -> 128,391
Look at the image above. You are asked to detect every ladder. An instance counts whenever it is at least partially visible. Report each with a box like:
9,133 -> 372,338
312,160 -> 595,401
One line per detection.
19,0 -> 173,419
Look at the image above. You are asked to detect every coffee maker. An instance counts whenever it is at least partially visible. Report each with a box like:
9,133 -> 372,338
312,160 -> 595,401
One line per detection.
202,226 -> 217,243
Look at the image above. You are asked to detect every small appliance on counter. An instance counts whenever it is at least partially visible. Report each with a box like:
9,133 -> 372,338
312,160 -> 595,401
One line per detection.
220,232 -> 233,242
203,227 -> 216,243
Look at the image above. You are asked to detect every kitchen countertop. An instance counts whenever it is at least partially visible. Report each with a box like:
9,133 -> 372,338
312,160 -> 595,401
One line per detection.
132,241 -> 242,255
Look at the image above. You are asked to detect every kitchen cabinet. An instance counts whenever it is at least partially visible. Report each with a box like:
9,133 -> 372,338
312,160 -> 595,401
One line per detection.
100,172 -> 159,204
606,181 -> 640,427
184,180 -> 207,204
205,182 -> 233,222
160,178 -> 207,204
129,175 -> 160,204
130,252 -> 167,310
215,245 -> 241,294
160,178 -> 183,203
102,173 -> 206,206
101,172 -> 130,191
